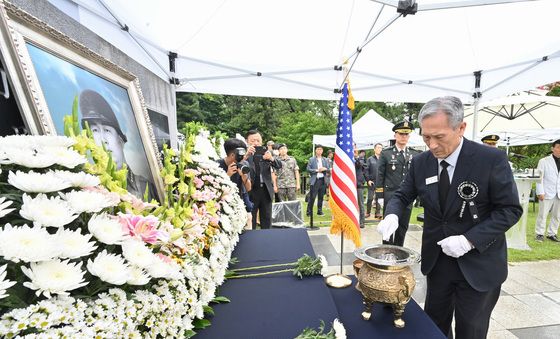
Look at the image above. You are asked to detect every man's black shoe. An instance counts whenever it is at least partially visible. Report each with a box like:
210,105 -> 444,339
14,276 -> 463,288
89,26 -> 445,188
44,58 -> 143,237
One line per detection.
547,235 -> 560,242
317,211 -> 325,216
360,224 -> 365,228
535,234 -> 544,242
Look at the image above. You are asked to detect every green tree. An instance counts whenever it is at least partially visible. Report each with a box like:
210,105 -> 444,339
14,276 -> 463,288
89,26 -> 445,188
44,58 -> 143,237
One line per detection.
276,110 -> 337,170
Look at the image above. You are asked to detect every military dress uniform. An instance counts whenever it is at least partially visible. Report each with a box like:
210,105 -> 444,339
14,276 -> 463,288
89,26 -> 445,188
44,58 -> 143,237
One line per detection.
376,121 -> 420,246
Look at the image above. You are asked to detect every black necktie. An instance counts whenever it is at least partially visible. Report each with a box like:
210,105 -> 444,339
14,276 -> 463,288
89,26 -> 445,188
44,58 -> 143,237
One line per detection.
439,160 -> 450,212
253,157 -> 261,186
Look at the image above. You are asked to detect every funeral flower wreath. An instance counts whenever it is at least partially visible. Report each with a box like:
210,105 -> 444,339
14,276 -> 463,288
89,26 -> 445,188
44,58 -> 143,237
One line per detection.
0,115 -> 248,337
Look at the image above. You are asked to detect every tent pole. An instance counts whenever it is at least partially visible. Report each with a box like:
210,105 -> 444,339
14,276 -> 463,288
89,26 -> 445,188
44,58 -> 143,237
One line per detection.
472,98 -> 480,140
471,71 -> 482,140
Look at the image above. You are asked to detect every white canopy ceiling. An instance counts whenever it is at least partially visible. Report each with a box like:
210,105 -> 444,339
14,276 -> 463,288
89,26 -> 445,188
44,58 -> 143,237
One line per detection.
313,109 -> 424,149
49,0 -> 560,103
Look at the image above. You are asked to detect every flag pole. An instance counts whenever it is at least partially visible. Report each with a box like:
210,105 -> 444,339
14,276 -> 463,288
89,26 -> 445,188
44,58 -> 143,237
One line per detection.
325,226 -> 352,288
340,231 -> 344,274
324,61 -> 354,289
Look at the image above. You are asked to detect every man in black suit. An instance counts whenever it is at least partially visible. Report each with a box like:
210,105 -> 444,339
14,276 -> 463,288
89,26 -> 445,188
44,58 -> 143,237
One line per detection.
355,147 -> 368,228
245,130 -> 282,229
378,96 -> 522,339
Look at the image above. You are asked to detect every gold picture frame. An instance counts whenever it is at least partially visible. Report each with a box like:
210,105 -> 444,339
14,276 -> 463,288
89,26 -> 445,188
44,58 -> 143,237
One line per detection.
0,1 -> 164,201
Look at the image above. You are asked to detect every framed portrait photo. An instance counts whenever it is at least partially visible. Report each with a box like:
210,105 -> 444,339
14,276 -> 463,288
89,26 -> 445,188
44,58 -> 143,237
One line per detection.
147,109 -> 171,153
0,1 -> 164,201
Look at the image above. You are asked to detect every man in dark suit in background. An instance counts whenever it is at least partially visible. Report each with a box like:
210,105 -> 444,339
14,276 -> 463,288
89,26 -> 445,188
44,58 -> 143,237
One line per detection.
306,145 -> 330,216
245,130 -> 281,229
378,96 -> 522,339
355,147 -> 368,228
366,143 -> 383,219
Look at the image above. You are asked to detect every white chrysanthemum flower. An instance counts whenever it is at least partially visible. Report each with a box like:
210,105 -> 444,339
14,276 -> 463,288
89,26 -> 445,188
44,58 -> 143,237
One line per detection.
0,224 -> 59,263
21,259 -> 87,298
0,264 -> 16,299
8,170 -> 72,193
20,193 -> 79,227
87,250 -> 130,285
0,196 -> 15,218
121,239 -> 156,269
88,213 -> 129,245
60,190 -> 116,213
333,318 -> 346,339
0,147 -> 56,168
146,255 -> 182,280
127,266 -> 151,286
53,170 -> 100,188
45,146 -> 87,169
317,254 -> 329,276
0,135 -> 75,148
56,228 -> 97,259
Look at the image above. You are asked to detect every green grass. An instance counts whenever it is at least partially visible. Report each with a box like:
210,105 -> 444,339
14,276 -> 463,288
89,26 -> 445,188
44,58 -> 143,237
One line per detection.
507,205 -> 560,262
300,194 -> 559,263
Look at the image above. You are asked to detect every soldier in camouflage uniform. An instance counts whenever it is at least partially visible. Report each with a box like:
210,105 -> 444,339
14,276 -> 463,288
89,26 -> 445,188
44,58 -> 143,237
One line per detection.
376,121 -> 420,246
276,144 -> 300,201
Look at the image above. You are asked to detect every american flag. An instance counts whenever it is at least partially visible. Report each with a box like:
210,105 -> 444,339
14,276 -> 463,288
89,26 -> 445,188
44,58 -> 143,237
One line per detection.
328,82 -> 361,247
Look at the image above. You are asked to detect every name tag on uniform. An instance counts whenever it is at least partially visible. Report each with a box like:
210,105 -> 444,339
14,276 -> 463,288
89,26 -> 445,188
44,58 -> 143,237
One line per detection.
425,175 -> 438,185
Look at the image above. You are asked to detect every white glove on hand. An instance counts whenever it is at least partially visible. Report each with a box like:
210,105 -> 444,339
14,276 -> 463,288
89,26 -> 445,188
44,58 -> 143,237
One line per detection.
437,235 -> 474,258
377,198 -> 384,208
377,214 -> 399,241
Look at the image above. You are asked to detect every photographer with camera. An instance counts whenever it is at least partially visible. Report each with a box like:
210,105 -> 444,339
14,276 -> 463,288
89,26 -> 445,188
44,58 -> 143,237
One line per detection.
218,138 -> 252,214
245,130 -> 282,229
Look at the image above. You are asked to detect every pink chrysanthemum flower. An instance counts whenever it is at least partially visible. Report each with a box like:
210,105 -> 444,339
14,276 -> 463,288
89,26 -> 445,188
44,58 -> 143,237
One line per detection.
118,213 -> 165,244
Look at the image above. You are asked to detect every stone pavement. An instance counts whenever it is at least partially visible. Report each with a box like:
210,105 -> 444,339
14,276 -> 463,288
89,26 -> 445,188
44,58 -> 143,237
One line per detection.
307,218 -> 560,339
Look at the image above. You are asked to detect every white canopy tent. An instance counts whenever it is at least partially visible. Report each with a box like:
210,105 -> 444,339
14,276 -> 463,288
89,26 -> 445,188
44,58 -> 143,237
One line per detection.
48,0 -> 560,106
464,93 -> 560,146
313,109 -> 424,149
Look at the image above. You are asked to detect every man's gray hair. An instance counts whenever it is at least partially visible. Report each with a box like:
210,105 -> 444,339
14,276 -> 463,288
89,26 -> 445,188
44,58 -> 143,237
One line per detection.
418,96 -> 464,129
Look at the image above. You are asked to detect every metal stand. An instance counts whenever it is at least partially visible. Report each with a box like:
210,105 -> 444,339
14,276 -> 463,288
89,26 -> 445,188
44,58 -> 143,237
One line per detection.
325,232 -> 352,288
307,211 -> 319,230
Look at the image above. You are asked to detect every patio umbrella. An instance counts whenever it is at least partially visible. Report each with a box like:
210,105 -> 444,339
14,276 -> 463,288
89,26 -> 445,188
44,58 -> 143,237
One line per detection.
463,93 -> 560,147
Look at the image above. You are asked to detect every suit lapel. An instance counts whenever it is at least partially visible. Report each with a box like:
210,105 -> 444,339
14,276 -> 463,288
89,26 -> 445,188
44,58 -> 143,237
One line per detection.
443,139 -> 475,216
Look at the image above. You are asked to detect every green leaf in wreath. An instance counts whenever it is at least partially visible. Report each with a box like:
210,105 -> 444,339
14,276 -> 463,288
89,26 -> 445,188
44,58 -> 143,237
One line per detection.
211,296 -> 230,303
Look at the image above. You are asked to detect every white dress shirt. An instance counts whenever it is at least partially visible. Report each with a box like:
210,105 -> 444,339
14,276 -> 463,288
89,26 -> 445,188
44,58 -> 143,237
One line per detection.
438,137 -> 464,183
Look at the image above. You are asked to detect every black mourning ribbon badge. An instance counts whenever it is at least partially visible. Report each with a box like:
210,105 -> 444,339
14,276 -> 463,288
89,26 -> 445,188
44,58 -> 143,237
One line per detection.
458,181 -> 479,222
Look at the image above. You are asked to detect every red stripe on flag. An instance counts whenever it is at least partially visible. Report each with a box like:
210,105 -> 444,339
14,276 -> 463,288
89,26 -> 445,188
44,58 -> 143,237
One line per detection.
331,188 -> 360,228
333,154 -> 356,187
331,170 -> 358,211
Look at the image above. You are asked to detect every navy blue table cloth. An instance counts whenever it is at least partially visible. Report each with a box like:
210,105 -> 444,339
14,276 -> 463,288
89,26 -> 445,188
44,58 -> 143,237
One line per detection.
196,228 -> 445,339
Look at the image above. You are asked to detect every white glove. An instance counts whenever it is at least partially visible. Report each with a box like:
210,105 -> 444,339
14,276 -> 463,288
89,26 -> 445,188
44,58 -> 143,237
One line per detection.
377,214 -> 398,241
377,198 -> 384,208
437,235 -> 474,258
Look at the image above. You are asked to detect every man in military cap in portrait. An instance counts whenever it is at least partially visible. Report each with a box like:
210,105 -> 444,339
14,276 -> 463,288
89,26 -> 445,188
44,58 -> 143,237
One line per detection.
79,89 -> 156,200
481,134 -> 500,147
376,120 -> 420,246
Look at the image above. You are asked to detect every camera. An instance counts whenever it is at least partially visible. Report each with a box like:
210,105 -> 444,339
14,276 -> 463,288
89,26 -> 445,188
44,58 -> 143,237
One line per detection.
234,147 -> 246,163
254,145 -> 267,156
234,147 -> 251,174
